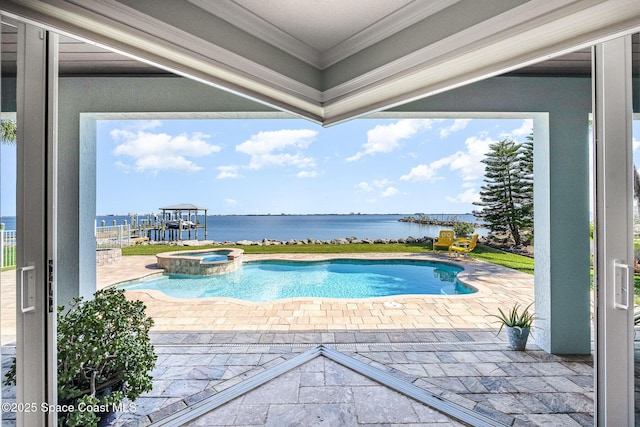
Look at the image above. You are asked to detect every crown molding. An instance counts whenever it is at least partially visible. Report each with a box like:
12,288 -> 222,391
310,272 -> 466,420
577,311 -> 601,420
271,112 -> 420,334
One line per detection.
322,0 -> 582,105
320,0 -> 459,69
188,0 -> 459,69
322,0 -> 640,125
3,0 -> 324,122
65,0 -> 322,103
3,0 -> 639,126
187,0 -> 322,68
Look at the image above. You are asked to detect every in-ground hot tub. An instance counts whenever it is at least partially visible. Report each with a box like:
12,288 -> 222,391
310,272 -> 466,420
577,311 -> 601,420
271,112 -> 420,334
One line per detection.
156,248 -> 243,275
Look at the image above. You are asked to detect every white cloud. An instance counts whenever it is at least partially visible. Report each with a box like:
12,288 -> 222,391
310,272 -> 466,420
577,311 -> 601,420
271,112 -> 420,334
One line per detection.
297,170 -> 318,178
401,135 -> 494,183
225,198 -> 237,206
114,161 -> 132,173
439,119 -> 471,138
357,179 -> 398,198
110,128 -> 220,173
446,135 -> 494,181
357,182 -> 373,191
633,137 -> 640,152
373,179 -> 391,188
510,119 -> 534,138
236,129 -> 318,170
381,187 -> 399,197
217,165 -> 242,179
400,157 -> 450,182
446,188 -> 480,204
347,119 -> 433,161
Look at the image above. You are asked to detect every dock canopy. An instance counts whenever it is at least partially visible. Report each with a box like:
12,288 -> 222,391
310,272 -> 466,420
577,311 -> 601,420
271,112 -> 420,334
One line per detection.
159,204 -> 208,240
160,204 -> 208,211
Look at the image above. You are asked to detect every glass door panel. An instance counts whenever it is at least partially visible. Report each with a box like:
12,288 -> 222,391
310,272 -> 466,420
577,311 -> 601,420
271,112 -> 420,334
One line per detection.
632,31 -> 640,426
0,14 -> 18,425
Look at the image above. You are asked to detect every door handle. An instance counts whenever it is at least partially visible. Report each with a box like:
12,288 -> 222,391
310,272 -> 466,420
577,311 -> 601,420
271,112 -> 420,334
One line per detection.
613,259 -> 630,310
19,264 -> 36,313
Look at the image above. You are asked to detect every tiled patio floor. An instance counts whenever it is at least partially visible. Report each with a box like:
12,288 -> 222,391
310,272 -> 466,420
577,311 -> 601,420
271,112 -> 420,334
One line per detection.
1,253 -> 596,426
98,330 -> 592,427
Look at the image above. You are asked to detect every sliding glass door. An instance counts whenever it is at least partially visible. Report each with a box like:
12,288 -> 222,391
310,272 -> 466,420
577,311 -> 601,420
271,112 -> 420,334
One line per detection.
593,33 -> 637,426
0,16 -> 58,426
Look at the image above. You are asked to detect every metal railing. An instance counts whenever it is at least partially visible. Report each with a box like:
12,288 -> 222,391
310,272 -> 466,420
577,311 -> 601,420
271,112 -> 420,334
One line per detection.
0,227 -> 17,269
96,224 -> 131,249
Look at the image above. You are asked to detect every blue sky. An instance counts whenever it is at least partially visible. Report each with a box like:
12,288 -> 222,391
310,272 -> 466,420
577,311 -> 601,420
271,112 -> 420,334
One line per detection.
2,118 -> 640,217
95,117 -> 533,215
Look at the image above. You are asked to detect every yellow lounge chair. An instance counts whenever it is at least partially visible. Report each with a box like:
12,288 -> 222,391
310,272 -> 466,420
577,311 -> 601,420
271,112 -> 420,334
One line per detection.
449,234 -> 479,257
433,230 -> 455,250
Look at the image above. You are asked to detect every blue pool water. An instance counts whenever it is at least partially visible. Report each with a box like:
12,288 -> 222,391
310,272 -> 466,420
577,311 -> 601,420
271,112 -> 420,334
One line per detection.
118,260 -> 475,302
201,255 -> 227,262
174,250 -> 230,262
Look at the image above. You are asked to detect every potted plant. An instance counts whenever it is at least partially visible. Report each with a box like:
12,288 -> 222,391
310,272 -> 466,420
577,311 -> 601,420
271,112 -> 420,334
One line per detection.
5,288 -> 157,426
492,302 -> 536,351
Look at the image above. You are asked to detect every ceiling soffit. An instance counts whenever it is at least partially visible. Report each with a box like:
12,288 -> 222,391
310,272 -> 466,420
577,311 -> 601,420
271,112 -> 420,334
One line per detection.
187,0 -> 459,69
2,0 -> 640,126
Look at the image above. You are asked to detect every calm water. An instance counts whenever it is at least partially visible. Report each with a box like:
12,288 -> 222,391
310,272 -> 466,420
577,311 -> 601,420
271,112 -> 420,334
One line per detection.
118,259 -> 474,302
1,213 -> 486,241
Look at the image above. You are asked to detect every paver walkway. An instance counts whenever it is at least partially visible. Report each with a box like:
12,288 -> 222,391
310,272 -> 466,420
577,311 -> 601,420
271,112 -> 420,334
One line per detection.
97,253 -> 535,332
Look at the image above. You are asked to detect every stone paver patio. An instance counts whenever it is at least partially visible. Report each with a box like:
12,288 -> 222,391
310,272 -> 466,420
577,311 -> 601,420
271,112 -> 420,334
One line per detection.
96,253 -> 535,333
1,253 -> 596,426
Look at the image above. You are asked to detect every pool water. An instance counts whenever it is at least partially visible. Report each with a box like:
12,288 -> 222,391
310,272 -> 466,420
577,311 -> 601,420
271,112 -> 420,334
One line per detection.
174,250 -> 231,262
119,259 -> 475,302
201,255 -> 228,262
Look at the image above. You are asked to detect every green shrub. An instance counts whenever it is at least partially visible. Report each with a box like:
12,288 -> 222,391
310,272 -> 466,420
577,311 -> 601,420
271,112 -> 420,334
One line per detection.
6,289 -> 156,426
453,222 -> 474,239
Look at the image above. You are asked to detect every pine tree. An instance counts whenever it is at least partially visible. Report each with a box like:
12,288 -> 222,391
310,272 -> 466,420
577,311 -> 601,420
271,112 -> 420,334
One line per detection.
474,137 -> 533,246
0,119 -> 16,145
518,133 -> 534,231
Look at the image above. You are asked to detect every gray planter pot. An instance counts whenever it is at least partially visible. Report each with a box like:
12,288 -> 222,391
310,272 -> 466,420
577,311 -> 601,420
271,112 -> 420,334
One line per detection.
506,326 -> 530,351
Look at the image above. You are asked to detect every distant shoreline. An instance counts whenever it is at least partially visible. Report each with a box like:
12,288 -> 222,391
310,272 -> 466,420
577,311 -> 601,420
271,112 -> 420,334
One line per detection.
94,212 -> 472,218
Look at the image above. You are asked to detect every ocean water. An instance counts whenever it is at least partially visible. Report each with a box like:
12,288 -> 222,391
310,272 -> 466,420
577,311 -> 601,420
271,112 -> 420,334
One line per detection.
2,213 -> 486,241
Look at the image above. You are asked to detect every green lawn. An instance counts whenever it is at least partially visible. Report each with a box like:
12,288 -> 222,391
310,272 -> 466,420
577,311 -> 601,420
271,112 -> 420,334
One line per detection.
123,242 -> 536,275
465,245 -> 535,275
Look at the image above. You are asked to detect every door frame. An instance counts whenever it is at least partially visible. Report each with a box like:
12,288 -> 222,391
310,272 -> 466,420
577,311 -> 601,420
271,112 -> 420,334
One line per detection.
14,20 -> 57,426
593,34 -> 635,426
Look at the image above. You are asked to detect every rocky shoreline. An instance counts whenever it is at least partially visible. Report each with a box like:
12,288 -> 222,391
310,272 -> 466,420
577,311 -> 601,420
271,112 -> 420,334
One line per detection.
150,235 -> 434,247
398,215 -> 483,228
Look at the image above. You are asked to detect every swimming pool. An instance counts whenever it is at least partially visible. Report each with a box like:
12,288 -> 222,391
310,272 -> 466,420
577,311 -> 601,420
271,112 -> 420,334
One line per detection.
118,259 -> 475,302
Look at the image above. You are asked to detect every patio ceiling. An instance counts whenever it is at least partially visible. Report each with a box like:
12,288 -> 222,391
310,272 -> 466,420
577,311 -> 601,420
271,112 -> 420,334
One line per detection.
1,0 -> 640,125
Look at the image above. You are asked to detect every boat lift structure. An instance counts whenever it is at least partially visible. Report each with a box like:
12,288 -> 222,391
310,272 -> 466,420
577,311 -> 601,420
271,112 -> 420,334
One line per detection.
158,204 -> 209,241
